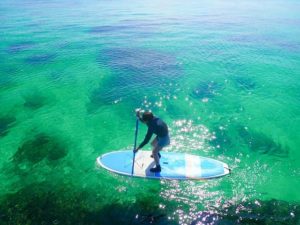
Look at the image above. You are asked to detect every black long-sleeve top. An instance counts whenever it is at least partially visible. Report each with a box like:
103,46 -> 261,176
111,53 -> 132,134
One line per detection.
138,117 -> 168,149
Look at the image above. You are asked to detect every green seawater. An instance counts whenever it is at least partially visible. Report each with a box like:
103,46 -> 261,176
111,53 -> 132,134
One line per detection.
0,0 -> 300,224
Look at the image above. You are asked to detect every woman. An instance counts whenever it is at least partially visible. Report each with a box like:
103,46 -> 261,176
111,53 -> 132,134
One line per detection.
134,111 -> 170,173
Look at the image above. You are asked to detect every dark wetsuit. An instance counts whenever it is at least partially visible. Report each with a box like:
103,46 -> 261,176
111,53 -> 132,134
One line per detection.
138,117 -> 169,149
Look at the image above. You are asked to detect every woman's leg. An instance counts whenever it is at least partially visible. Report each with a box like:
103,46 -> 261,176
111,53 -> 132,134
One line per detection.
150,137 -> 161,158
151,137 -> 158,148
152,145 -> 162,166
151,136 -> 170,172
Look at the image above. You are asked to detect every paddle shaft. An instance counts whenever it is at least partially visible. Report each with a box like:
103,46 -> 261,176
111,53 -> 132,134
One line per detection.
131,117 -> 139,175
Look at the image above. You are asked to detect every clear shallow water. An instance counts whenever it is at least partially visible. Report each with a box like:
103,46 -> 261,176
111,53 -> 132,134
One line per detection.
0,0 -> 300,224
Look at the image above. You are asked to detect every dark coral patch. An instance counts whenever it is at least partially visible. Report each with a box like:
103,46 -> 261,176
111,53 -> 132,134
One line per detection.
238,126 -> 289,157
7,41 -> 35,53
14,134 -> 67,164
47,144 -> 68,161
233,76 -> 256,91
14,134 -> 50,163
25,53 -> 56,65
0,116 -> 16,137
23,91 -> 47,110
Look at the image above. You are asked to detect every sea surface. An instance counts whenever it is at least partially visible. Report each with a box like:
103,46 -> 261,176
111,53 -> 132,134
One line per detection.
0,0 -> 300,224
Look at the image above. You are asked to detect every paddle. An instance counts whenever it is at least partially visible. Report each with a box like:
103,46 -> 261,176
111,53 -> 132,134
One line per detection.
131,112 -> 139,176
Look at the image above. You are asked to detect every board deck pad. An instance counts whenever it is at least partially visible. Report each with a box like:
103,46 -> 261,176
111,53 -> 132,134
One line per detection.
97,150 -> 230,180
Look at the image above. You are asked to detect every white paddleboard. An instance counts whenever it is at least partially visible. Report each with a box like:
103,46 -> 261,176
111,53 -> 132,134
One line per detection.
97,150 -> 230,180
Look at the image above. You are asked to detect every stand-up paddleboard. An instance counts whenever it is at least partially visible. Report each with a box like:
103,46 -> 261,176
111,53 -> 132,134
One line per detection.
97,150 -> 230,180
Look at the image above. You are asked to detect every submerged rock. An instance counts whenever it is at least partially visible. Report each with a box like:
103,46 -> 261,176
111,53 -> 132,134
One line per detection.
7,41 -> 35,53
233,76 -> 256,91
0,116 -> 16,137
23,91 -> 48,110
238,126 -> 289,157
13,133 -> 68,164
25,53 -> 57,65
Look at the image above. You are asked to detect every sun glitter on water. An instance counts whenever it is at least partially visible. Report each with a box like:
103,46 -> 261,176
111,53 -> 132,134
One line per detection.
169,119 -> 215,153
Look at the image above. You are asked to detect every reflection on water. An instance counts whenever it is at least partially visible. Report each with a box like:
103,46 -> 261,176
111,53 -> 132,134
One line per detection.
170,119 -> 214,153
160,179 -> 299,225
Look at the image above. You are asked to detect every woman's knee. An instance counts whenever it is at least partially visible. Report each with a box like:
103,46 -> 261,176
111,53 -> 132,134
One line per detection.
151,138 -> 157,147
152,146 -> 162,154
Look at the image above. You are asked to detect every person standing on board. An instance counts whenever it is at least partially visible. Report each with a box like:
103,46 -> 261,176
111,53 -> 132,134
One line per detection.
134,111 -> 170,173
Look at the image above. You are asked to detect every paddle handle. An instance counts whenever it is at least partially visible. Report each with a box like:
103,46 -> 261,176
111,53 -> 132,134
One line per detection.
131,117 -> 139,175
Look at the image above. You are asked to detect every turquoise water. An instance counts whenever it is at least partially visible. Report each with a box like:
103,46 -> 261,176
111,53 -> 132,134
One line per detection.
0,0 -> 300,224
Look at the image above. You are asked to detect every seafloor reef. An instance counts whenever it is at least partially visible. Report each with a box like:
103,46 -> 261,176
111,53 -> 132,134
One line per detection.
0,181 -> 298,225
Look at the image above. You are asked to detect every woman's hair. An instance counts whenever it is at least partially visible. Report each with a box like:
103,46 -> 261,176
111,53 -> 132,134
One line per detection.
142,111 -> 154,122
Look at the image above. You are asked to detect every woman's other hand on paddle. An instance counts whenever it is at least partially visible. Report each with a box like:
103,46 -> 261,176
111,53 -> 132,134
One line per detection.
135,108 -> 145,119
135,108 -> 141,117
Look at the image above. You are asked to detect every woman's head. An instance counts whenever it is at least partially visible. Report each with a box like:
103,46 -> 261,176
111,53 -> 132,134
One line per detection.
142,111 -> 154,123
